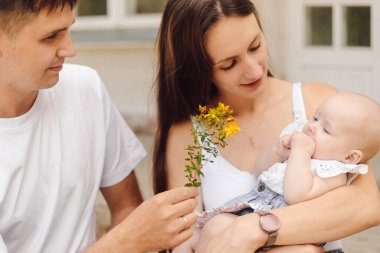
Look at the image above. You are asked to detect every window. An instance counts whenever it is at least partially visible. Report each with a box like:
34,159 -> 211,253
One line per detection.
77,0 -> 165,16
74,0 -> 165,30
129,0 -> 165,14
306,6 -> 333,46
77,0 -> 107,16
343,6 -> 371,47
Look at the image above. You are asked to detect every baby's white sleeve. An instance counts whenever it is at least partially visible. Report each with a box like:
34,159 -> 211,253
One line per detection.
312,159 -> 368,179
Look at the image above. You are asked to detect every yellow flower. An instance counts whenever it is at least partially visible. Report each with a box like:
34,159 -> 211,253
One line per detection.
217,102 -> 231,115
223,122 -> 241,137
185,102 -> 240,187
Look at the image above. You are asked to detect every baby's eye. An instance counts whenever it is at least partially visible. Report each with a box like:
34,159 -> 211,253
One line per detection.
323,128 -> 330,135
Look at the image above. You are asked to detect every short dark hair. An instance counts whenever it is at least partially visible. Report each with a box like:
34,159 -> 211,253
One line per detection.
0,0 -> 77,34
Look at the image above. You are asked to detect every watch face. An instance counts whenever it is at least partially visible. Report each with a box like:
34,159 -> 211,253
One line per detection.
261,213 -> 281,232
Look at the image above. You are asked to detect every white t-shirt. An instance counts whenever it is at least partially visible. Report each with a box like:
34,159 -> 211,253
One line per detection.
0,64 -> 146,253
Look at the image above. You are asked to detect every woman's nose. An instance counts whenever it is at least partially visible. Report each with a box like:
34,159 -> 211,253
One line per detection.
242,57 -> 263,79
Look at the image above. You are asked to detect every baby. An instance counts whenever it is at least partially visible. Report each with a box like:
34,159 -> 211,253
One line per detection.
174,91 -> 380,253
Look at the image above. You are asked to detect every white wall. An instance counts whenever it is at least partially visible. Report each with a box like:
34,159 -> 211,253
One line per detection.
255,0 -> 380,102
67,41 -> 157,131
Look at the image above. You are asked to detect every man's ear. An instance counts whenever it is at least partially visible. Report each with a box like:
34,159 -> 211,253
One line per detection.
342,150 -> 363,164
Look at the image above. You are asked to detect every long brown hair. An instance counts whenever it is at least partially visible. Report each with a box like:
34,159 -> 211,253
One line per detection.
153,0 -> 270,196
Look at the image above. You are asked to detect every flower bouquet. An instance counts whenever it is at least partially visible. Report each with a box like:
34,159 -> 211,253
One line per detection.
185,102 -> 240,187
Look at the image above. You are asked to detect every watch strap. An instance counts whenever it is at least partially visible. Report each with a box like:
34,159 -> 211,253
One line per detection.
257,211 -> 280,251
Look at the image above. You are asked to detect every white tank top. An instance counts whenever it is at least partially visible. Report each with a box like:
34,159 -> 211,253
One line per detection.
196,83 -> 342,251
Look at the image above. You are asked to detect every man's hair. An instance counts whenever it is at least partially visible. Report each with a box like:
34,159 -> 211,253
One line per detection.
0,0 -> 77,34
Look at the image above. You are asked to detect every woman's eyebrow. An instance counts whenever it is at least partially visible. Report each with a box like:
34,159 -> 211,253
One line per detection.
214,33 -> 260,65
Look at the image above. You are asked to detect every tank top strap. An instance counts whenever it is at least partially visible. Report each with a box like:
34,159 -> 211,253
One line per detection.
292,82 -> 307,120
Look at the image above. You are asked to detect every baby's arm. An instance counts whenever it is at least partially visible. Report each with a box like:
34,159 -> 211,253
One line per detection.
283,132 -> 347,204
255,135 -> 291,176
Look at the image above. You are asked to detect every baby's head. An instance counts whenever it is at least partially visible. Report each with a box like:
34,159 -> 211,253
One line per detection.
303,91 -> 380,164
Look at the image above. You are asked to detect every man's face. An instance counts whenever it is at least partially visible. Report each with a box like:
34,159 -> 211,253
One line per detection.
0,4 -> 76,94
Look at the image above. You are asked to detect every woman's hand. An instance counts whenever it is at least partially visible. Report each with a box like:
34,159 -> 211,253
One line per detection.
203,214 -> 266,253
202,213 -> 324,253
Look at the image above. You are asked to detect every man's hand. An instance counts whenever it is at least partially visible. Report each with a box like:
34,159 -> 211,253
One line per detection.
85,187 -> 198,253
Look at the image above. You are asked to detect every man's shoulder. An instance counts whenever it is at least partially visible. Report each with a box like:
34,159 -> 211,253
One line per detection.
60,64 -> 100,81
57,64 -> 103,92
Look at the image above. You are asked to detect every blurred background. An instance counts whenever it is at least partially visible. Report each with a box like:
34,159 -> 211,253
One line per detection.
66,0 -> 380,252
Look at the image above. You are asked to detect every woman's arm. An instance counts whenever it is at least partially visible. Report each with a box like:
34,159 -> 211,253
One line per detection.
203,84 -> 380,252
204,158 -> 380,253
166,121 -> 204,251
166,120 -> 203,209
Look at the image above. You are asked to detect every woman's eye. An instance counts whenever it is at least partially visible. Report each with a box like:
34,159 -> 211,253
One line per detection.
221,60 -> 237,71
313,116 -> 318,121
249,43 -> 261,52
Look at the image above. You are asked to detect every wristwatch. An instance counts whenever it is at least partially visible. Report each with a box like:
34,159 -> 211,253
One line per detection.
257,211 -> 281,250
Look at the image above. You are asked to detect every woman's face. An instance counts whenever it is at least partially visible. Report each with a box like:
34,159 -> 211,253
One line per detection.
205,14 -> 269,99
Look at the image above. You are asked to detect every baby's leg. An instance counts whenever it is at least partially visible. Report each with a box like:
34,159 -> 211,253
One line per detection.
195,213 -> 237,253
172,228 -> 200,253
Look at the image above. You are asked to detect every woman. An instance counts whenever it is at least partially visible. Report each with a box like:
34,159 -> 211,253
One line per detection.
153,0 -> 380,252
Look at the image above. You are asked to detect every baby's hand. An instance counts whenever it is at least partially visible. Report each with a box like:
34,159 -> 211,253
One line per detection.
275,134 -> 291,161
290,131 -> 315,157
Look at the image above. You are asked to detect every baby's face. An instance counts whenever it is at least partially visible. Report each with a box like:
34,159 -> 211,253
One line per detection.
303,95 -> 358,161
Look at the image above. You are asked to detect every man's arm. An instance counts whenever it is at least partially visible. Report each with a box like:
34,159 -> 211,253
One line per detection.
100,171 -> 143,228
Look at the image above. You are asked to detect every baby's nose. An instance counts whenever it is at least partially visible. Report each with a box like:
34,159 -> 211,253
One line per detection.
304,121 -> 316,136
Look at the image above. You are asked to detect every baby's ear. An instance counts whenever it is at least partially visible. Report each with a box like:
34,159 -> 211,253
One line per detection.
342,150 -> 363,164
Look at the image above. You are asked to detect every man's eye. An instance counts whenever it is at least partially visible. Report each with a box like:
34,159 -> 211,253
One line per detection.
46,33 -> 58,40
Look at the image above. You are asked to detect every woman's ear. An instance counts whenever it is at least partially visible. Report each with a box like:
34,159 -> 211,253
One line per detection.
342,150 -> 363,164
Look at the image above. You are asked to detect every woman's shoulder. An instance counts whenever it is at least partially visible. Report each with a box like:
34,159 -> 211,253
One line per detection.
166,120 -> 195,188
301,82 -> 338,117
168,120 -> 193,139
167,120 -> 194,153
301,82 -> 338,95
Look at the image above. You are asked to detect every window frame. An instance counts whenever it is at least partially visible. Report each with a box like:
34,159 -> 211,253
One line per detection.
73,0 -> 163,31
303,0 -> 372,49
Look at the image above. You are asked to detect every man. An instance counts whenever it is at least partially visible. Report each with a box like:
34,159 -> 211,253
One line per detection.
0,1 -> 197,252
